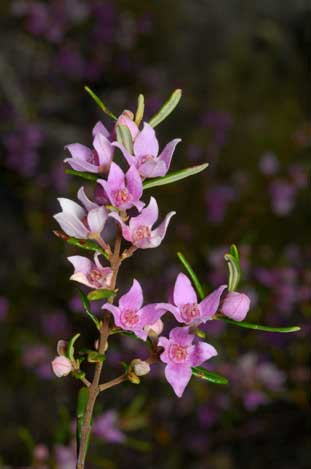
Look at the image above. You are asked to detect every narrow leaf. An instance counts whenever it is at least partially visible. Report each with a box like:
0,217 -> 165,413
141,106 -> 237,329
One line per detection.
219,317 -> 301,333
192,366 -> 229,385
224,253 -> 240,292
149,89 -> 182,127
84,86 -> 117,120
143,163 -> 209,190
65,169 -> 98,181
87,351 -> 106,363
87,288 -> 116,301
78,289 -> 100,329
76,387 -> 89,455
135,94 -> 144,126
67,333 -> 81,361
66,237 -> 109,259
177,252 -> 205,300
116,124 -> 133,154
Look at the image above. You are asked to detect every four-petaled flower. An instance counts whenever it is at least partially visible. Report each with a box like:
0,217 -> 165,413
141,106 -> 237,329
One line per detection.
65,122 -> 114,174
53,187 -> 108,239
114,122 -> 181,178
158,326 -> 217,397
109,197 -> 175,249
157,273 -> 227,326
97,162 -> 144,211
102,279 -> 165,340
67,253 -> 112,289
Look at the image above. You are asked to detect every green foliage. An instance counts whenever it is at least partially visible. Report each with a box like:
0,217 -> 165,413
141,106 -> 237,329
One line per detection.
192,367 -> 229,384
149,89 -> 182,127
143,163 -> 209,189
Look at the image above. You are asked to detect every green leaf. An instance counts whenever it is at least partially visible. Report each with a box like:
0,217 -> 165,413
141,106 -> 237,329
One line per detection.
76,387 -> 89,454
78,289 -> 101,329
116,124 -> 133,154
177,252 -> 205,300
65,169 -> 98,181
192,366 -> 229,385
87,288 -> 116,301
87,350 -> 106,363
135,94 -> 144,126
66,237 -> 109,259
67,333 -> 81,361
143,163 -> 209,190
224,246 -> 241,292
84,86 -> 117,120
219,317 -> 301,333
149,89 -> 182,127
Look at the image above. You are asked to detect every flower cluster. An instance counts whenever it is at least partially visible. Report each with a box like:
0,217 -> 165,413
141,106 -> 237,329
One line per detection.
52,97 -> 251,398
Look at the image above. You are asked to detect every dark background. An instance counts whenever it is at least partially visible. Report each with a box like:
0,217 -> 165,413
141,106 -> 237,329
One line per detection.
0,1 -> 310,468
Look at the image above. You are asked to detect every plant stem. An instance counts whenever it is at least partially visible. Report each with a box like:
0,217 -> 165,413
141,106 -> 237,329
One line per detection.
76,229 -> 122,468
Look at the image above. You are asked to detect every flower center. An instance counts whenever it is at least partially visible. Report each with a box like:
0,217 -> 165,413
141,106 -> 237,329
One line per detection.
86,268 -> 109,289
139,154 -> 155,165
132,225 -> 151,244
114,187 -> 131,206
87,149 -> 99,166
180,303 -> 200,323
169,343 -> 189,364
120,309 -> 140,328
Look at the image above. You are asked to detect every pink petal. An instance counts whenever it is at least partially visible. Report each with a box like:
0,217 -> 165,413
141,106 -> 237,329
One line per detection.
65,143 -> 92,161
107,162 -> 125,190
129,197 -> 159,232
169,326 -> 193,346
108,213 -> 132,242
53,213 -> 88,239
57,198 -> 85,218
200,285 -> 227,321
138,158 -> 167,178
102,303 -> 121,326
64,157 -> 99,173
139,304 -> 165,328
220,292 -> 250,321
190,342 -> 217,367
92,121 -> 110,138
164,363 -> 192,398
156,302 -> 182,322
87,206 -> 108,234
67,255 -> 92,274
119,279 -> 143,311
173,273 -> 197,307
158,336 -> 170,363
158,138 -> 181,170
150,211 -> 176,247
69,272 -> 94,288
134,123 -> 159,157
112,142 -> 135,167
117,113 -> 139,140
93,133 -> 114,167
77,187 -> 98,211
126,165 -> 143,202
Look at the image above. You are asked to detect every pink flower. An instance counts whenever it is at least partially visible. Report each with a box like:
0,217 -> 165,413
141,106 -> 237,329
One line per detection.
109,197 -> 175,249
220,291 -> 250,321
93,410 -> 125,443
158,326 -> 217,397
68,253 -> 112,289
54,187 -> 108,239
51,355 -> 72,377
157,273 -> 227,326
144,318 -> 164,336
97,162 -> 144,211
113,122 -> 181,178
65,121 -> 114,174
102,279 -> 165,340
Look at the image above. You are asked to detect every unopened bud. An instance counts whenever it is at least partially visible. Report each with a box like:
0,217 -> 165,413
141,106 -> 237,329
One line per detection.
144,319 -> 164,337
220,292 -> 251,322
131,359 -> 151,377
57,339 -> 67,356
51,356 -> 72,377
94,339 -> 108,352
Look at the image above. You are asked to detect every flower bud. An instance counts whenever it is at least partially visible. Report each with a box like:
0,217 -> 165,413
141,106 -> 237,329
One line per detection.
144,319 -> 164,337
131,359 -> 151,377
51,356 -> 72,377
220,291 -> 250,321
94,339 -> 108,352
57,339 -> 67,356
127,371 -> 141,384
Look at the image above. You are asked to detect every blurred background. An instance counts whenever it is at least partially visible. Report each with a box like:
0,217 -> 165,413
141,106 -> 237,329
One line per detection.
0,1 -> 310,468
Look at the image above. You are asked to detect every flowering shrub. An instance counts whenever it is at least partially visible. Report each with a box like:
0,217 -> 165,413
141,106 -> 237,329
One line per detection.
51,89 -> 300,467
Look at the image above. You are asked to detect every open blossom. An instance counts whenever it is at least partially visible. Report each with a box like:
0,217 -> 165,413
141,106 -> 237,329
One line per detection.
220,291 -> 250,321
93,410 -> 125,443
157,273 -> 227,326
102,279 -> 165,340
54,187 -> 108,239
67,253 -> 112,289
65,121 -> 114,174
113,122 -> 181,178
109,197 -> 175,249
159,326 -> 217,397
51,355 -> 72,377
97,162 -> 144,211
